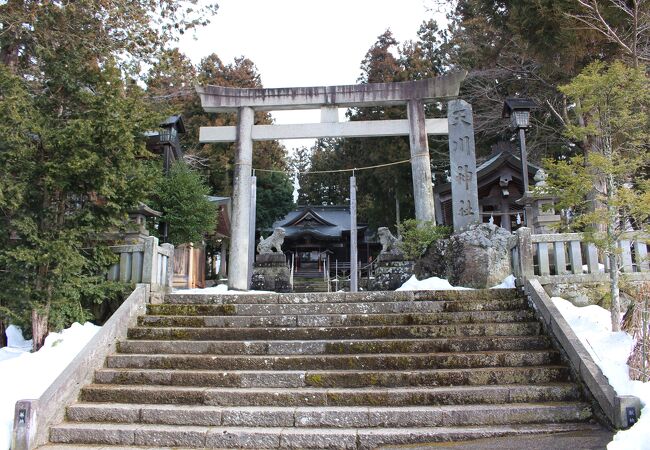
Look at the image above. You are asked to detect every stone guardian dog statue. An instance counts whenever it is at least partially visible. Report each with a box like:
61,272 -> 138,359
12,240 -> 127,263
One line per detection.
257,227 -> 286,254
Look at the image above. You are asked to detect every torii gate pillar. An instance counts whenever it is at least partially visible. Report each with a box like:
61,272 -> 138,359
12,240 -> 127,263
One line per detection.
407,99 -> 436,223
229,106 -> 254,290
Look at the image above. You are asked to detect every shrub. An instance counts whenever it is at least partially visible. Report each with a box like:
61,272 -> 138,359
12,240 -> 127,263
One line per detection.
396,219 -> 451,260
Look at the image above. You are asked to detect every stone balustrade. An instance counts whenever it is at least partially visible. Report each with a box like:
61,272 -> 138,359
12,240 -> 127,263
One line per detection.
108,235 -> 174,292
510,227 -> 650,285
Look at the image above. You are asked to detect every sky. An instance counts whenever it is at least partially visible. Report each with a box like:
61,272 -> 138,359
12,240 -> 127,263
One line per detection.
178,0 -> 447,151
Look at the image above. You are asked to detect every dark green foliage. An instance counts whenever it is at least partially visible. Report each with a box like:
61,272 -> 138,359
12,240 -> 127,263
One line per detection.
150,162 -> 217,246
397,219 -> 452,260
0,0 -> 219,347
0,61 -> 158,341
255,171 -> 295,230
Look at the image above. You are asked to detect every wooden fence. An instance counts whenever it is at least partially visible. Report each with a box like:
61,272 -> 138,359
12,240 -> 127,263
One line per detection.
108,236 -> 174,291
510,227 -> 650,284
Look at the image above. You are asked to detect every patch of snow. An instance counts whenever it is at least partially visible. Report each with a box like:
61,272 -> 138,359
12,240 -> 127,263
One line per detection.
397,275 -> 473,291
174,284 -> 273,295
490,274 -> 516,289
551,297 -> 650,450
582,263 -> 606,273
6,325 -> 32,349
0,326 -> 33,363
0,322 -> 101,450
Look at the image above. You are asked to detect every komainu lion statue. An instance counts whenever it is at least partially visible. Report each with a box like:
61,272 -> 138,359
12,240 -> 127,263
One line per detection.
257,227 -> 286,254
378,227 -> 404,257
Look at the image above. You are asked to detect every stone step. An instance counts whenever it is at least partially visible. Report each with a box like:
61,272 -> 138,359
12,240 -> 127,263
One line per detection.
105,350 -> 559,371
166,289 -> 519,305
48,422 -> 602,449
66,402 -> 592,428
148,298 -> 527,316
117,335 -> 552,355
127,322 -> 541,341
137,310 -> 535,328
79,384 -> 581,406
94,366 -> 570,388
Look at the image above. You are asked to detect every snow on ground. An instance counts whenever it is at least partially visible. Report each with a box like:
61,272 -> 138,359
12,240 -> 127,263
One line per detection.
0,326 -> 32,363
397,274 -> 515,291
0,322 -> 100,450
490,274 -> 516,289
397,275 -> 473,291
174,284 -> 273,295
552,297 -> 650,450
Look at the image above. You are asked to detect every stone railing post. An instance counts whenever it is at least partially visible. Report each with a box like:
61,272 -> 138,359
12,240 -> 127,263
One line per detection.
515,227 -> 534,284
141,236 -> 159,290
161,243 -> 174,290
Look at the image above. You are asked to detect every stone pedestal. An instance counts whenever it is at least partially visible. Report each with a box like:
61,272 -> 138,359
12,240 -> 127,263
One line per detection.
371,255 -> 415,291
251,253 -> 291,293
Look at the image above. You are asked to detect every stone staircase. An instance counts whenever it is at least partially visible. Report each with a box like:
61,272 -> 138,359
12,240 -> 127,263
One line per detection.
42,289 -> 601,449
292,276 -> 330,293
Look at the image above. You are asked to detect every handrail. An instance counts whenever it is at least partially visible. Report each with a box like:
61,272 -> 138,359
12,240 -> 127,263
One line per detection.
12,285 -> 151,449
510,227 -> 650,285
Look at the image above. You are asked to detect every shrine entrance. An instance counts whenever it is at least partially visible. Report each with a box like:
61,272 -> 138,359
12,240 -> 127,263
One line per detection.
196,73 -> 480,290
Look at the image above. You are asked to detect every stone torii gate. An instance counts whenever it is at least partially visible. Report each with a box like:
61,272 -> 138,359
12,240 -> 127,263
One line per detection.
196,72 -> 479,290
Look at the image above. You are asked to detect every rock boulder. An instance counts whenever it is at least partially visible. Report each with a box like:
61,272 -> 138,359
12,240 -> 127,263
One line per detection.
416,223 -> 512,289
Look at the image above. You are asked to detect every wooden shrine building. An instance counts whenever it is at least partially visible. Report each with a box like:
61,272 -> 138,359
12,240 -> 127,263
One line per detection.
434,143 -> 540,231
271,206 -> 379,277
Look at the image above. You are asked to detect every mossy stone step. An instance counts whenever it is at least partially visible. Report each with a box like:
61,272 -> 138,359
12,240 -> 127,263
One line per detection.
137,310 -> 535,328
94,366 -> 570,388
47,422 -> 603,449
126,322 -> 541,341
105,350 -> 559,371
165,289 -> 520,305
79,384 -> 582,407
65,402 -> 592,428
116,335 -> 552,355
148,298 -> 527,316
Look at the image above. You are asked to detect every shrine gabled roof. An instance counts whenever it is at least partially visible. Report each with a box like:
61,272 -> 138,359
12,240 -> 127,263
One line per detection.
434,150 -> 541,195
280,206 -> 337,228
272,205 -> 366,240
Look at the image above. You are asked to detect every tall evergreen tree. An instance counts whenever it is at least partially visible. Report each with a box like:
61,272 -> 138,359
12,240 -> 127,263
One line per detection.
543,61 -> 649,331
150,162 -> 217,246
0,0 -> 219,349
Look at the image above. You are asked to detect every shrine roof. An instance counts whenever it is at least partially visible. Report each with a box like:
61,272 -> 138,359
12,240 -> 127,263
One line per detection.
434,150 -> 541,195
272,205 -> 366,240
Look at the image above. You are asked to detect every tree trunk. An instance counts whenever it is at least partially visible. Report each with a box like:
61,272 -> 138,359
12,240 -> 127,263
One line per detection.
609,251 -> 621,332
606,167 -> 621,332
31,308 -> 49,352
0,320 -> 6,348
